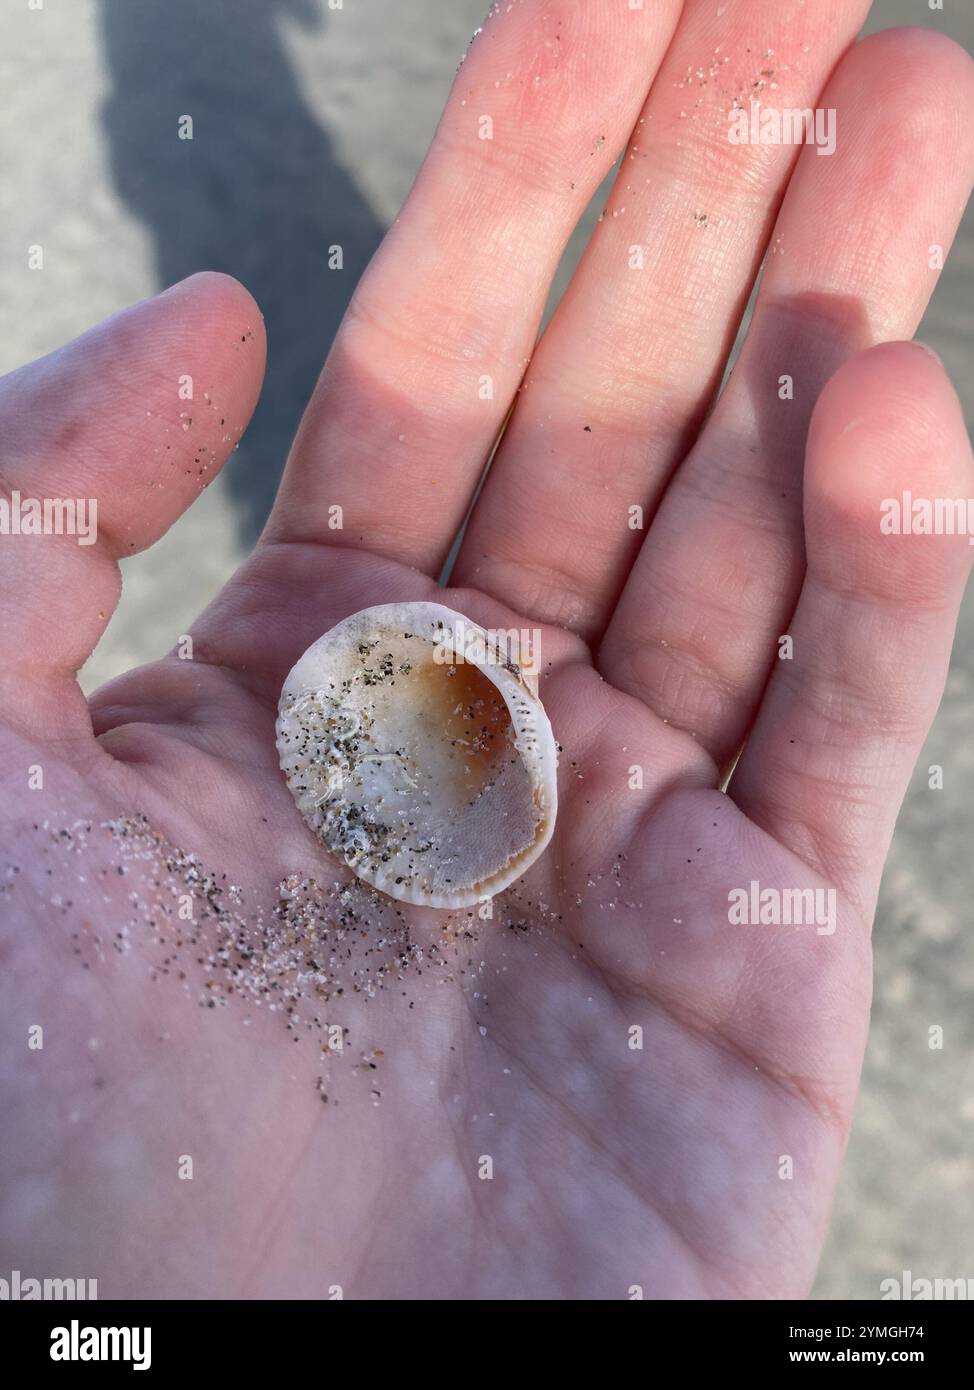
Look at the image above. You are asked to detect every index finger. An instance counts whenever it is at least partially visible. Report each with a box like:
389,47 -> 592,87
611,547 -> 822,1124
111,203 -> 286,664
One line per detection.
263,0 -> 685,572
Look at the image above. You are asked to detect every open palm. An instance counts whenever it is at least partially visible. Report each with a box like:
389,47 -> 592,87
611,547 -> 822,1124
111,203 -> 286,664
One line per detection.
3,3 -> 974,1299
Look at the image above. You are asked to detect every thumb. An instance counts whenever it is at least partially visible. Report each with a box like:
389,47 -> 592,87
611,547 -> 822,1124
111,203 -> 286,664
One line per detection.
0,272 -> 265,737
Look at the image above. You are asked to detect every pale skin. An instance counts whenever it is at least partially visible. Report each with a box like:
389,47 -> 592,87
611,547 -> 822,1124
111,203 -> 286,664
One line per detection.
2,1 -> 974,1299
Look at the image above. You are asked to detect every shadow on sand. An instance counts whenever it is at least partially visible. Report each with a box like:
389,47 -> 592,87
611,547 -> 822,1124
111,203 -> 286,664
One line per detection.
98,0 -> 384,542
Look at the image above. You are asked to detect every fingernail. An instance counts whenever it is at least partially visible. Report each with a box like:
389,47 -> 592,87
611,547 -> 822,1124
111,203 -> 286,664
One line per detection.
912,340 -> 943,367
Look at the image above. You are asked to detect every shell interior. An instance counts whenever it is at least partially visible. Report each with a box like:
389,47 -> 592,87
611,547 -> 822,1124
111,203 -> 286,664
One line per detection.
276,603 -> 558,908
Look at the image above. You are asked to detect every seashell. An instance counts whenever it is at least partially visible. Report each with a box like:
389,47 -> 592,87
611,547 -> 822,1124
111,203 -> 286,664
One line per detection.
276,602 -> 558,908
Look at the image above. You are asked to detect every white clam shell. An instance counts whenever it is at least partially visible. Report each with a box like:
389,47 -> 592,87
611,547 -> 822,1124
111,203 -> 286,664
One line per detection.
276,602 -> 558,908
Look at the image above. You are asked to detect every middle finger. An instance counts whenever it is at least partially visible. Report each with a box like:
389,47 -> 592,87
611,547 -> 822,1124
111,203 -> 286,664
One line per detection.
454,0 -> 869,636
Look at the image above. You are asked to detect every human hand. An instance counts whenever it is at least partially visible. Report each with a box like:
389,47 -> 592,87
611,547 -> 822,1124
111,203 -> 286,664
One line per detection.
3,1 -> 973,1298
